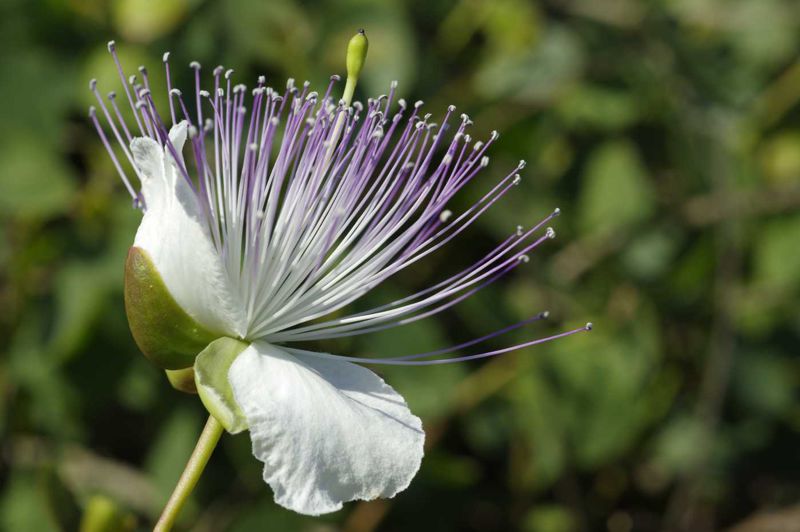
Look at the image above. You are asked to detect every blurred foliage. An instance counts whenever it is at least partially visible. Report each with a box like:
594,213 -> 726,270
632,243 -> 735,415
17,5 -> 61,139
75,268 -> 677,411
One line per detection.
1,0 -> 800,531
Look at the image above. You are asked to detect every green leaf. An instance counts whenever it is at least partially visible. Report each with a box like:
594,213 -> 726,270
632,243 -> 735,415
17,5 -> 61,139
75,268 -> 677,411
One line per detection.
79,495 -> 136,532
733,351 -> 795,417
49,261 -> 114,363
557,85 -> 639,131
650,416 -> 708,477
111,0 -> 189,43
0,135 -> 75,220
194,337 -> 249,433
0,472 -> 60,532
145,408 -> 203,498
475,25 -> 584,104
422,452 -> 481,488
753,214 -> 800,290
621,227 -> 682,281
759,130 -> 800,184
523,504 -> 578,532
578,140 -> 655,234
508,370 -> 567,490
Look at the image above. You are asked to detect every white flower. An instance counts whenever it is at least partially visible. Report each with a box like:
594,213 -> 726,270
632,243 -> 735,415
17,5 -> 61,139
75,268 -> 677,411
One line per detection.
89,39 -> 588,516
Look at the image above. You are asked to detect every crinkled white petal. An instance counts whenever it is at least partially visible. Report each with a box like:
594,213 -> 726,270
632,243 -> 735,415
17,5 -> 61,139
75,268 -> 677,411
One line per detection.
228,342 -> 425,515
131,122 -> 246,337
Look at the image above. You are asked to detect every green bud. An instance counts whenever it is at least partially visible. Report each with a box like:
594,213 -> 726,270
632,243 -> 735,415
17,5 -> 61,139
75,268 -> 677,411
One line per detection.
194,336 -> 249,433
124,247 -> 218,369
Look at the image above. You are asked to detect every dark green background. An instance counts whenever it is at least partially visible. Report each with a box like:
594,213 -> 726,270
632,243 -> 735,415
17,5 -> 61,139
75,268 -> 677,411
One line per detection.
1,0 -> 799,531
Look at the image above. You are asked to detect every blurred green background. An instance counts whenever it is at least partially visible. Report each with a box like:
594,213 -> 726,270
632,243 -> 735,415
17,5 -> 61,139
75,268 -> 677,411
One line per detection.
2,0 -> 800,531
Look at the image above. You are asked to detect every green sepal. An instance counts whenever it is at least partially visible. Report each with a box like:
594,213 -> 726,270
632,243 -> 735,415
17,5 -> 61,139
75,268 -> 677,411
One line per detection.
124,246 -> 218,369
194,337 -> 249,433
165,367 -> 197,394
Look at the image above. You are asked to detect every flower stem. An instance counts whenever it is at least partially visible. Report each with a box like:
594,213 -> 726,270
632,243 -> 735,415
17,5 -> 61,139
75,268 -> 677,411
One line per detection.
154,415 -> 224,532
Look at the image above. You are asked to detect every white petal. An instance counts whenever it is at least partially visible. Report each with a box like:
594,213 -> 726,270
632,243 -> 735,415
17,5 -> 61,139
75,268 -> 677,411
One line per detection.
229,342 -> 425,515
131,124 -> 246,337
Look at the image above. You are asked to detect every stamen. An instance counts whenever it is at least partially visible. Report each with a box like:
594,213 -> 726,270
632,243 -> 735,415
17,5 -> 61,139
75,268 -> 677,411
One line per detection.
107,40 -> 146,137
372,312 -> 550,361
287,324 -> 590,366
88,106 -> 137,200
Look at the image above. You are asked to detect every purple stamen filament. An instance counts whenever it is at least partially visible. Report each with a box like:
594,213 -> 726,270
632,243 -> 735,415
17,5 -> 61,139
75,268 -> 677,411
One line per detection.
286,323 -> 593,366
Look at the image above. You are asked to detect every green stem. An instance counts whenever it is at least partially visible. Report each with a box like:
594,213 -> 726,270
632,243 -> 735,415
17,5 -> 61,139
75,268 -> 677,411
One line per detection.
154,415 -> 224,532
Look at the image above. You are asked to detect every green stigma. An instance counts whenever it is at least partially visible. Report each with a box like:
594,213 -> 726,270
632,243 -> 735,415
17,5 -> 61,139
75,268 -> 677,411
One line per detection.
343,29 -> 368,106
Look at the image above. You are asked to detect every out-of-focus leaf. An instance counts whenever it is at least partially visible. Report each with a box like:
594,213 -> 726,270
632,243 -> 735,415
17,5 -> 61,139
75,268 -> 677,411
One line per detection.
144,407 -> 203,500
759,130 -> 800,184
0,365 -> 7,435
0,49 -> 73,146
510,307 -> 663,488
523,504 -> 578,532
8,318 -> 80,438
223,0 -> 313,73
49,261 -> 116,362
227,496 -> 321,532
475,26 -> 584,104
578,140 -> 655,234
0,135 -> 75,220
508,369 -> 567,490
440,0 -> 541,55
117,360 -> 160,411
621,227 -> 682,281
728,0 -> 798,67
557,85 -> 639,131
650,416 -> 707,477
753,214 -> 800,290
482,0 -> 541,53
537,135 -> 575,181
463,404 -> 514,453
554,312 -> 662,469
0,472 -> 61,532
0,230 -> 8,268
111,0 -> 189,43
422,451 -> 481,488
79,494 -> 136,532
733,351 -> 795,417
669,235 -> 715,305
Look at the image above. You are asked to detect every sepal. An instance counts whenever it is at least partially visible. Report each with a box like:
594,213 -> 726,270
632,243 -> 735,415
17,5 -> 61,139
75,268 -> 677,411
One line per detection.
165,367 -> 197,394
124,246 -> 218,369
194,337 -> 249,433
